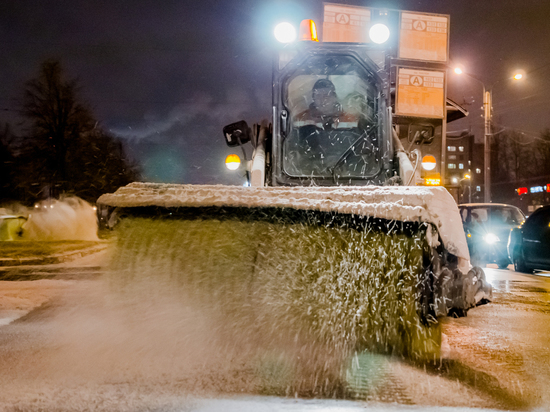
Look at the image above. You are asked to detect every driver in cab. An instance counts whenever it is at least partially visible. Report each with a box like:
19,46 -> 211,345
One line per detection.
284,78 -> 377,177
294,79 -> 363,130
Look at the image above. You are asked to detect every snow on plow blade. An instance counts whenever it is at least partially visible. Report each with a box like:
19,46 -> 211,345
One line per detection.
97,183 -> 492,360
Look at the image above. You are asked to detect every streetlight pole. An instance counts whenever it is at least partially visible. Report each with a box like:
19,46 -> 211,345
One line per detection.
459,174 -> 472,204
483,87 -> 492,203
452,68 -> 524,203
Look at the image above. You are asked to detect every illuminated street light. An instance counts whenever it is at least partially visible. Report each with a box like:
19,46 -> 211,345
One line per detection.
460,174 -> 472,203
452,67 -> 525,202
512,69 -> 525,81
274,22 -> 296,43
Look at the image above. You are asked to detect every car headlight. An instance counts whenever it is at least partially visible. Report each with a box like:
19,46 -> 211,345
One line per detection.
483,233 -> 500,244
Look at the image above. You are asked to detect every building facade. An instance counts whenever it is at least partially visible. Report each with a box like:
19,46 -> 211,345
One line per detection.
444,133 -> 485,203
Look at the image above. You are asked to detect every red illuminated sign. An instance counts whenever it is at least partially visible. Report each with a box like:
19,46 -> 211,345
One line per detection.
517,187 -> 528,195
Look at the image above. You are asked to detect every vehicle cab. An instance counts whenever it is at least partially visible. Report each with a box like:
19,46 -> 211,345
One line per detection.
272,43 -> 392,186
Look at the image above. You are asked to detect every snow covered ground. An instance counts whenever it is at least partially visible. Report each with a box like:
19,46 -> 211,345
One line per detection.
0,279 -> 76,325
0,251 -> 108,326
188,396 -> 505,411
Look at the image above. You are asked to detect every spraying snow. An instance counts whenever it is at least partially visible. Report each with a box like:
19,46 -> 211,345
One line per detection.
10,197 -> 99,241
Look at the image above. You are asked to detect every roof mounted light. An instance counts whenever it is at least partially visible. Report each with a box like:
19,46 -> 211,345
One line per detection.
369,23 -> 390,44
299,19 -> 318,42
274,22 -> 297,43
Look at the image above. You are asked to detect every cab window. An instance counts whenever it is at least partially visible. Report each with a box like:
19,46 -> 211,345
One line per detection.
282,55 -> 381,181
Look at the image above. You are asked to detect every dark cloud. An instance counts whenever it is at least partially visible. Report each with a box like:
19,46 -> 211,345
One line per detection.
1,0 -> 550,184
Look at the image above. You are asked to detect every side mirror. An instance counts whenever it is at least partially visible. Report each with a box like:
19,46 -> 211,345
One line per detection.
223,121 -> 251,147
408,124 -> 435,145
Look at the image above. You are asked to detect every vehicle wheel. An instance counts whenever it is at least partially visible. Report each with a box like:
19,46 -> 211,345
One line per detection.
497,259 -> 510,269
513,249 -> 532,273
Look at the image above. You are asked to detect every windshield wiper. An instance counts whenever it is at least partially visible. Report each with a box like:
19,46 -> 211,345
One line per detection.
331,130 -> 376,183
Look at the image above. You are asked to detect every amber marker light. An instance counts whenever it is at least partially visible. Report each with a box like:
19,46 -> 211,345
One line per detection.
421,155 -> 437,171
425,178 -> 441,186
225,154 -> 241,171
299,19 -> 318,42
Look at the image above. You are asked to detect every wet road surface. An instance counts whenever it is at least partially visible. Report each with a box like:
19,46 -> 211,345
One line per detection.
0,258 -> 549,411
441,264 -> 550,410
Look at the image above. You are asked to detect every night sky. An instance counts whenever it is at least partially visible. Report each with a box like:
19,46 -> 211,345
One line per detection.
2,0 -> 550,186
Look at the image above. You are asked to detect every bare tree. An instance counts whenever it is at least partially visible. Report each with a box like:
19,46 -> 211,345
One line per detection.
491,132 -> 509,186
66,128 -> 140,202
491,130 -> 539,202
503,131 -> 534,183
534,129 -> 550,178
21,59 -> 94,196
0,124 -> 17,202
18,60 -> 139,203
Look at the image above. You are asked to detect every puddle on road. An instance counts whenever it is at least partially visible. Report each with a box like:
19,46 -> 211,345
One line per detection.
491,280 -> 550,295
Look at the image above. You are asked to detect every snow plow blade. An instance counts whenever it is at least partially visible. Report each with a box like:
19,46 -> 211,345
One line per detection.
97,183 -> 491,360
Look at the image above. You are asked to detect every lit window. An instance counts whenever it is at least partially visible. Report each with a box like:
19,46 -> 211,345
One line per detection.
448,163 -> 456,169
476,186 -> 481,192
459,163 -> 464,169
458,146 -> 465,152
449,155 -> 457,160
447,146 -> 456,152
476,168 -> 481,174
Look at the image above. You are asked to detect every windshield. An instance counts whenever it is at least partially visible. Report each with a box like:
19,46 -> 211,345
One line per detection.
465,205 -> 525,225
282,55 -> 381,182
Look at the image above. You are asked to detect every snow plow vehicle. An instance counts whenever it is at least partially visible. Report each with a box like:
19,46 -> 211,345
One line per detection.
97,6 -> 491,363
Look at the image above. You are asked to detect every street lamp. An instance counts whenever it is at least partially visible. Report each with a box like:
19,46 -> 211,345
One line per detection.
459,174 -> 472,203
452,68 -> 524,202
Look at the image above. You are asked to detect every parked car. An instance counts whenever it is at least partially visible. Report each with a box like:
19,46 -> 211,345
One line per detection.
508,205 -> 550,273
458,203 -> 525,269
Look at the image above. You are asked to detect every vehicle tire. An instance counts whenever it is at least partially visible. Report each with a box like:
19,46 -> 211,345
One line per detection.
497,259 -> 510,269
513,249 -> 532,273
